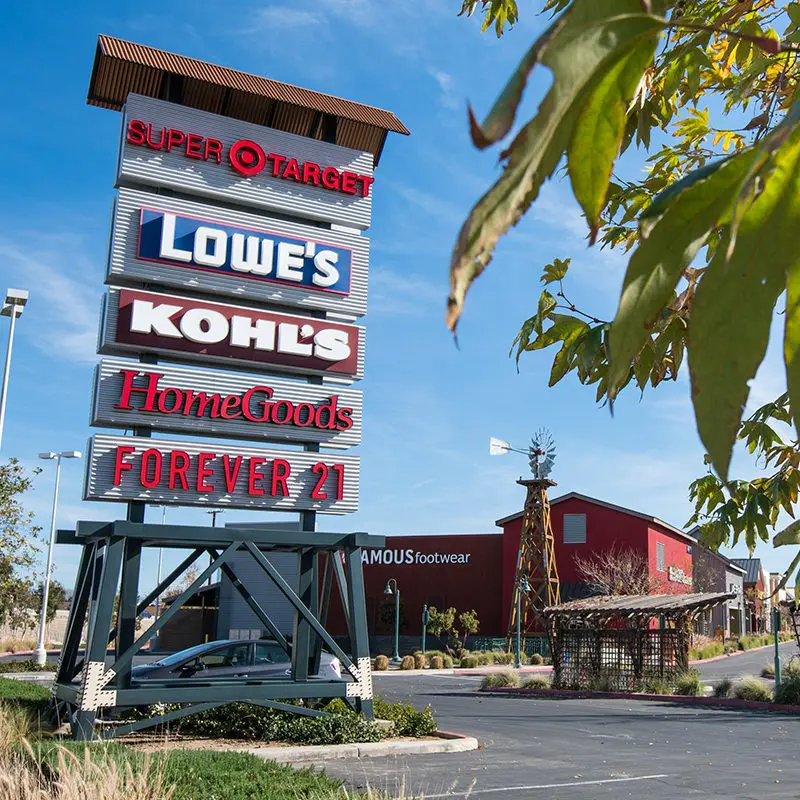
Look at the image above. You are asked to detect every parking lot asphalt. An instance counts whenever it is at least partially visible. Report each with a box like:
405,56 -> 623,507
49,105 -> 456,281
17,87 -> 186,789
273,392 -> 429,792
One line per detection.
321,672 -> 800,800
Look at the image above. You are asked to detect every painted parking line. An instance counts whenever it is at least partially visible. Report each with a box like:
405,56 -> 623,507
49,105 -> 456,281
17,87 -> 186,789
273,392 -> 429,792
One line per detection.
425,774 -> 670,797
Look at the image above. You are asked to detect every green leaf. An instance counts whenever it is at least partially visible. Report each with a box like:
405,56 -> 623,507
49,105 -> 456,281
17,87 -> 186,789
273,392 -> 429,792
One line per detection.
541,257 -> 571,284
607,150 -> 759,401
447,1 -> 667,332
690,129 -> 800,483
568,36 -> 662,240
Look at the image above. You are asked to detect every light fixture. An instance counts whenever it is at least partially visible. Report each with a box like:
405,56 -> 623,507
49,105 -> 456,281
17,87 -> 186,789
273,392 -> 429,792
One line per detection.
384,582 -> 393,596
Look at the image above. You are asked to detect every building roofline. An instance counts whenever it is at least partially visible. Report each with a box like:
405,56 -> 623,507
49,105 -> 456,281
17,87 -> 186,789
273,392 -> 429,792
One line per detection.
495,491 -> 696,543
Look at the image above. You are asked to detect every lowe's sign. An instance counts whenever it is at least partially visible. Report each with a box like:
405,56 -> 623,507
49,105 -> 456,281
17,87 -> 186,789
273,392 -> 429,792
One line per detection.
138,209 -> 352,295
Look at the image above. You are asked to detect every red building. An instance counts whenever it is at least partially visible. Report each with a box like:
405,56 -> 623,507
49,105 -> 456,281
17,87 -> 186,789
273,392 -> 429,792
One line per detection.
330,492 -> 695,637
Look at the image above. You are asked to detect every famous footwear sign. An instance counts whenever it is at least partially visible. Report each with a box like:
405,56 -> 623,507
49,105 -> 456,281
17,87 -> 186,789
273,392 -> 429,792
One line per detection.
361,549 -> 473,566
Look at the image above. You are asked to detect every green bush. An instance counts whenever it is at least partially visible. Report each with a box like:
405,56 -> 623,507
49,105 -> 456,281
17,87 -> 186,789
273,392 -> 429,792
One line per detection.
429,655 -> 444,670
400,655 -> 415,670
442,654 -> 454,669
739,634 -> 772,651
775,674 -> 800,705
732,676 -> 773,702
640,676 -> 672,695
180,702 -> 384,744
492,651 -> 514,665
520,676 -> 550,689
529,653 -> 544,665
713,678 -> 734,698
413,653 -> 426,670
760,663 -> 775,679
373,697 -> 437,737
480,671 -> 519,690
374,654 -> 389,671
459,655 -> 479,669
0,659 -> 51,674
723,642 -> 737,654
674,669 -> 704,696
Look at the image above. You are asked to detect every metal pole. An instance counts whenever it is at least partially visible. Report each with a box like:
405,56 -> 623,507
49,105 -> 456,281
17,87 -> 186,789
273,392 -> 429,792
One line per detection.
421,604 -> 428,655
774,606 -> 782,687
515,586 -> 522,670
34,455 -> 61,666
393,586 -> 401,663
0,306 -> 19,451
154,506 -> 166,625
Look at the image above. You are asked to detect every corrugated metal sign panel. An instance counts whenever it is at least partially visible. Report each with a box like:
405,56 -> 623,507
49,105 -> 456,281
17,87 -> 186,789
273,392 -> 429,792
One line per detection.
119,95 -> 374,230
92,357 -> 362,448
84,433 -> 359,513
99,287 -> 365,381
109,187 -> 368,319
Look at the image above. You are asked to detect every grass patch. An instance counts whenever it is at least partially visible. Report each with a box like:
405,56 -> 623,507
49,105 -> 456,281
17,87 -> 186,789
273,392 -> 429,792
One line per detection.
0,660 -> 52,674
688,641 -> 724,661
713,678 -> 734,698
480,672 -> 519,690
674,669 -> 703,696
775,674 -> 800,706
39,742 -> 348,800
520,676 -> 550,689
732,676 -> 772,702
0,677 -> 50,721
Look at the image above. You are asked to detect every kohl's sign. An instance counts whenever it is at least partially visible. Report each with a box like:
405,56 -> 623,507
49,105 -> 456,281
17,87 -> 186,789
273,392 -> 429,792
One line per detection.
138,210 -> 352,295
362,549 -> 473,566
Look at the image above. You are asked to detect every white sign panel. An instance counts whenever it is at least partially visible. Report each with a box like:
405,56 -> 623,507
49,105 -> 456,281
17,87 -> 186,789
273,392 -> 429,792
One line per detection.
91,358 -> 362,448
109,188 -> 369,319
99,287 -> 365,381
119,94 -> 374,229
84,433 -> 359,513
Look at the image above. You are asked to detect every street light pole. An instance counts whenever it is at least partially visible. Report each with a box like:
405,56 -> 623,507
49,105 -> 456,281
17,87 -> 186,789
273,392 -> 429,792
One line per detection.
384,579 -> 401,664
0,289 -> 29,452
34,450 -> 81,667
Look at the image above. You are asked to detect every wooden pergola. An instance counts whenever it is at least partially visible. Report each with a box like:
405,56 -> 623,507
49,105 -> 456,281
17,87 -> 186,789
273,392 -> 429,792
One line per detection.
544,592 -> 734,691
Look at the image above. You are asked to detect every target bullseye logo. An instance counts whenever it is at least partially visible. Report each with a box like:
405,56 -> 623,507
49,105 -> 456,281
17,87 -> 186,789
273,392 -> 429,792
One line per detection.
229,139 -> 266,177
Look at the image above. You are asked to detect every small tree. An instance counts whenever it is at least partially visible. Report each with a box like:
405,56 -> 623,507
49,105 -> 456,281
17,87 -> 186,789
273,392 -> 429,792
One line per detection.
426,606 -> 456,652
34,579 -> 67,624
574,546 -> 662,597
456,609 -> 480,650
0,459 -> 42,630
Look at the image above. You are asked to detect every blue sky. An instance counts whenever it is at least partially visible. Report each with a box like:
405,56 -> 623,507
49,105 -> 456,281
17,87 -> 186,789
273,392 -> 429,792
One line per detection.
0,0 -> 794,592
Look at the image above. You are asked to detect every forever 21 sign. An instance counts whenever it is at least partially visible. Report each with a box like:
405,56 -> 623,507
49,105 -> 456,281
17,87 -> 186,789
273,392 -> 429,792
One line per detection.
86,95 -> 372,513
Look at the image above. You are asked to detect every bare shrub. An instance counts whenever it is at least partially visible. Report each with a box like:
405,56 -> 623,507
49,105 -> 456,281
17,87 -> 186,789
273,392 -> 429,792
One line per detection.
574,546 -> 662,596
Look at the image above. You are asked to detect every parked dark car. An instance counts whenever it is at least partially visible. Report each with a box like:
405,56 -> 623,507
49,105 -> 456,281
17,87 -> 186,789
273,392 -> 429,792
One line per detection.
130,639 -> 342,682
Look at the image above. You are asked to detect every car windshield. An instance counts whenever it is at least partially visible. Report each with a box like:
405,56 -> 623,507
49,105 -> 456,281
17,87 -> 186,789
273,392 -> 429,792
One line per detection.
153,641 -> 234,667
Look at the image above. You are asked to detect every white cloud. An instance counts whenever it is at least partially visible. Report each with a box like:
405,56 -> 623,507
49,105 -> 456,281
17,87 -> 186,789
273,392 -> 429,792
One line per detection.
248,6 -> 322,30
428,68 -> 460,111
0,236 -> 101,364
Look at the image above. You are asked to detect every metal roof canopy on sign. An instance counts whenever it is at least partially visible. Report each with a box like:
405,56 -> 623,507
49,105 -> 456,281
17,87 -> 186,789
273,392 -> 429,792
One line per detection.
87,35 -> 409,164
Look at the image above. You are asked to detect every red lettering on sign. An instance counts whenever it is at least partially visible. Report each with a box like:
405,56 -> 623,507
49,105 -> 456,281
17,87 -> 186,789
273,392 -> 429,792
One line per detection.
140,448 -> 162,489
220,394 -> 242,419
333,463 -> 345,500
196,452 -> 215,492
271,459 -> 291,497
222,455 -> 242,493
311,462 -> 328,499
248,457 -> 266,495
125,123 -> 374,196
113,446 -> 136,486
168,450 -> 190,490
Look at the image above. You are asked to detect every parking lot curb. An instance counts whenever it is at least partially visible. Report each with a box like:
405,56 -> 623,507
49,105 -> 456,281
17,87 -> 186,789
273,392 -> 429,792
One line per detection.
484,686 -> 800,714
240,730 -> 478,763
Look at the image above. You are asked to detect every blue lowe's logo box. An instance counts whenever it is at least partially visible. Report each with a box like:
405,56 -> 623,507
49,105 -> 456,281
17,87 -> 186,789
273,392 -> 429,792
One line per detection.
137,209 -> 352,295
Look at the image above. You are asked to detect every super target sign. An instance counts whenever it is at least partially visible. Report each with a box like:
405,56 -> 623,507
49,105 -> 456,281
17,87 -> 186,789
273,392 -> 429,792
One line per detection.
127,119 -> 375,198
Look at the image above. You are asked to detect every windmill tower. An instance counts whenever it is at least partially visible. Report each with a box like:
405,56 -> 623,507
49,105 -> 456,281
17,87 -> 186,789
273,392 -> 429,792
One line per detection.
490,429 -> 561,649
